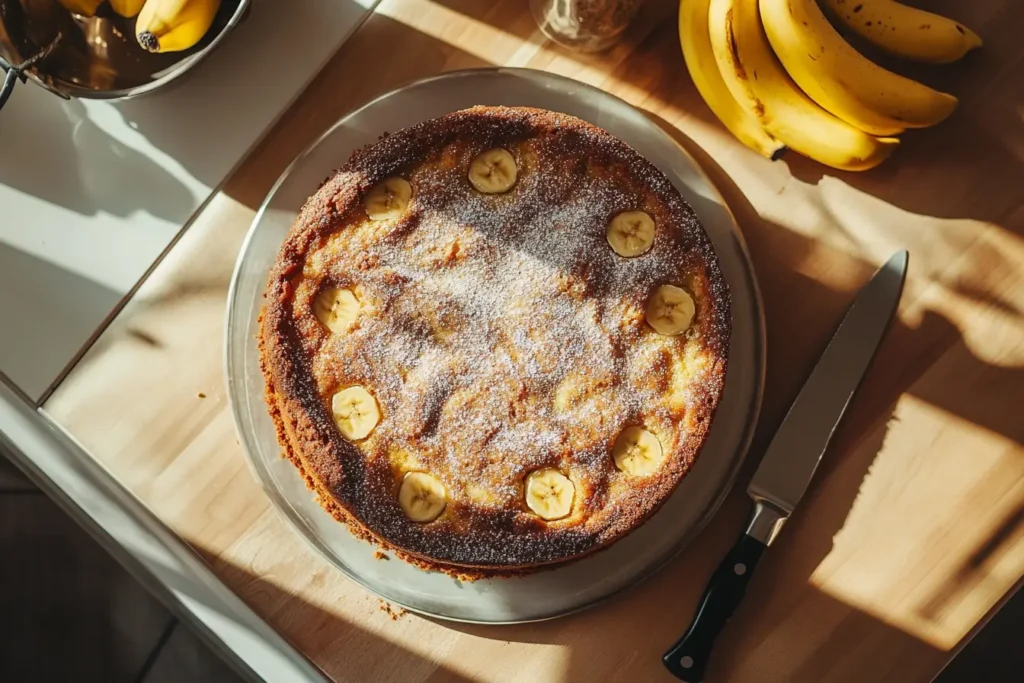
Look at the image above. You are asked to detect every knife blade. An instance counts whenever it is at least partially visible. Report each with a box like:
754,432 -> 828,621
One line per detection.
663,250 -> 909,682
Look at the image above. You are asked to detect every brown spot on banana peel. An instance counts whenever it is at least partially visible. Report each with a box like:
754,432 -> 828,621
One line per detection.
719,7 -> 776,152
724,9 -> 748,81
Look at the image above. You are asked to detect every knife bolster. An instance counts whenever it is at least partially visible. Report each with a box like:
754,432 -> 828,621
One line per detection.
746,501 -> 787,546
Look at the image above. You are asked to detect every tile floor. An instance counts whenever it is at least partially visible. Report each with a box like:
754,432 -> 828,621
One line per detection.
0,451 -> 245,683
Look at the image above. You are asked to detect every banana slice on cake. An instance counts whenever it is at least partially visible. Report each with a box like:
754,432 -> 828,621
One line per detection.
607,211 -> 656,257
313,287 -> 360,334
468,149 -> 518,194
331,386 -> 380,440
645,285 -> 696,336
524,468 -> 575,521
398,472 -> 448,522
612,426 -> 664,476
364,177 -> 412,220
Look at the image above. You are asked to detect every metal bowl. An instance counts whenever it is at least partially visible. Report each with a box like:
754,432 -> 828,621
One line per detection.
0,0 -> 249,107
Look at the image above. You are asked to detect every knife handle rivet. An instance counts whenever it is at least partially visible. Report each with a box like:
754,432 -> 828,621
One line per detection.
680,656 -> 694,669
733,563 -> 747,575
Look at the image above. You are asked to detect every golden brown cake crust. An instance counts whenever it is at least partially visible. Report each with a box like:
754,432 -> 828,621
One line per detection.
260,106 -> 730,572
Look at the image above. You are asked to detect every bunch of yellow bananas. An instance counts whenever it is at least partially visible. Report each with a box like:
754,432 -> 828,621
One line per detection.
679,0 -> 981,171
58,0 -> 221,54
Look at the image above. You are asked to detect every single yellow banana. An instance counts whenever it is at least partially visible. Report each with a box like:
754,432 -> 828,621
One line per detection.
110,0 -> 146,17
58,0 -> 103,16
678,0 -> 784,160
136,0 -> 222,53
707,0 -> 898,171
760,0 -> 956,135
824,0 -> 981,64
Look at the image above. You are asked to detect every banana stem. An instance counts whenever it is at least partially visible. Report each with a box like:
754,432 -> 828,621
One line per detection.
138,32 -> 161,53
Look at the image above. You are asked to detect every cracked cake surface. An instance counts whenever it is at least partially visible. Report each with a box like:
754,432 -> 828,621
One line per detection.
259,106 -> 730,572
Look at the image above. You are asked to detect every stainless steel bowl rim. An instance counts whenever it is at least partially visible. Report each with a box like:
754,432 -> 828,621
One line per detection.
12,0 -> 250,101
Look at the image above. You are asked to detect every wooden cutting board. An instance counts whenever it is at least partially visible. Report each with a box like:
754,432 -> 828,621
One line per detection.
43,0 -> 1024,680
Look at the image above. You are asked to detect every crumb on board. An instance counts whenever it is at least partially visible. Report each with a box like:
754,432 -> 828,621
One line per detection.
197,392 -> 206,398
378,599 -> 407,621
373,551 -> 390,560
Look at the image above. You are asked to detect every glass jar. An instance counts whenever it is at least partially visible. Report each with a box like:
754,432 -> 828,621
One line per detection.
531,0 -> 645,52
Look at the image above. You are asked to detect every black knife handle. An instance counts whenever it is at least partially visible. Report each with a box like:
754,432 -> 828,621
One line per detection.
662,533 -> 767,682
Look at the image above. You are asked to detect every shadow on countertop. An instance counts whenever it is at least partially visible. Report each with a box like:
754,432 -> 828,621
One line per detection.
3,2 -> 1019,682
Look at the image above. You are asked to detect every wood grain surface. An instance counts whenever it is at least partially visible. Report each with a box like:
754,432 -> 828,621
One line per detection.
44,0 -> 1024,681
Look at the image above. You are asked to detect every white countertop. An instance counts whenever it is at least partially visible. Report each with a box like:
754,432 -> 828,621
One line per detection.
0,2 -> 378,679
0,0 -> 376,400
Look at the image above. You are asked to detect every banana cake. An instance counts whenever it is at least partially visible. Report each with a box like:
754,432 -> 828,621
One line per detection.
259,106 -> 730,574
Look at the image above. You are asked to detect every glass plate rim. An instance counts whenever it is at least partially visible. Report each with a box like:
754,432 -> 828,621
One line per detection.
224,67 -> 766,624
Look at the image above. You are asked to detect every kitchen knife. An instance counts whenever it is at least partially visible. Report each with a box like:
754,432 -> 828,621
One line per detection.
662,250 -> 909,682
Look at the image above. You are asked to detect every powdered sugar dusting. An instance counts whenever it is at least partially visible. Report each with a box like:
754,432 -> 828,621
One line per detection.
308,124 -> 712,505
269,107 -> 730,567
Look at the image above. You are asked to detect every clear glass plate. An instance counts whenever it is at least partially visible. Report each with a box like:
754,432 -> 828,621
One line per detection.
225,68 -> 766,623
